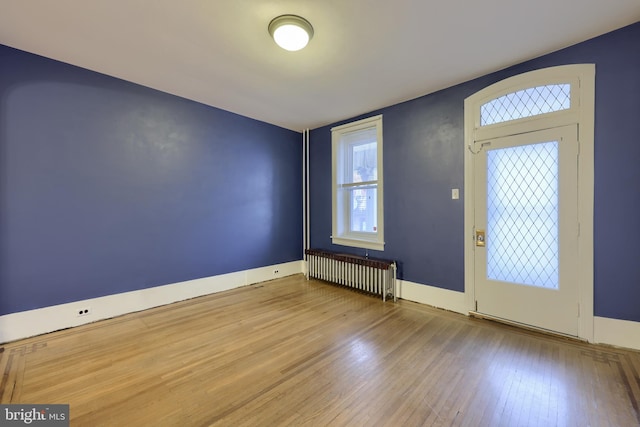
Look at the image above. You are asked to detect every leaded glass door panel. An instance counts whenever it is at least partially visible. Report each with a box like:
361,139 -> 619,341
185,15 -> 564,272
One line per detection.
474,125 -> 579,336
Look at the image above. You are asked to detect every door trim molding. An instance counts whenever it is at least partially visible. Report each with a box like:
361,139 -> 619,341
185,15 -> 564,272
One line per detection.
464,64 -> 595,342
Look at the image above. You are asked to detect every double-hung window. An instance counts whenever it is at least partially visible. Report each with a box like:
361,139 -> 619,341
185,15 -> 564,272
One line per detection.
331,115 -> 384,251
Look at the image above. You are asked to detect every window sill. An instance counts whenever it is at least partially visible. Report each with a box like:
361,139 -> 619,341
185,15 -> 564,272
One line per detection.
331,236 -> 385,251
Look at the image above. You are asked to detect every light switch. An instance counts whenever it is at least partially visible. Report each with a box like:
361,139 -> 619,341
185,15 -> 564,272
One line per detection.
452,188 -> 459,200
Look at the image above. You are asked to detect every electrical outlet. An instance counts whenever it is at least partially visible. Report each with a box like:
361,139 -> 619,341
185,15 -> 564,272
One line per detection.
76,307 -> 92,317
273,269 -> 280,275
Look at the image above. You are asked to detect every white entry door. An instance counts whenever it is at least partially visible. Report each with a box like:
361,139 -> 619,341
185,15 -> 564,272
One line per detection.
473,125 -> 579,336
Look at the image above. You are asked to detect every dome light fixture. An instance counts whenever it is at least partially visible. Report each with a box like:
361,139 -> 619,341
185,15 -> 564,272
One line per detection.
268,15 -> 314,51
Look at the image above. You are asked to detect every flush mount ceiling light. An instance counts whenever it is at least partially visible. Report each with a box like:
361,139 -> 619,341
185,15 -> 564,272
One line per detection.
268,15 -> 314,51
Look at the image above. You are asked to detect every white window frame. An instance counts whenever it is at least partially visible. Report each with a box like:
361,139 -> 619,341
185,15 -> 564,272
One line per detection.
331,115 -> 384,251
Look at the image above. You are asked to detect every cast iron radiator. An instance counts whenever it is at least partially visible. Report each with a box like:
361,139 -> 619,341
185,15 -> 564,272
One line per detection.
305,249 -> 397,301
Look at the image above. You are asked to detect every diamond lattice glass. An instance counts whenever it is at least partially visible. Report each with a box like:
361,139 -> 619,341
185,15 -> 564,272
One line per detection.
481,84 -> 570,126
486,141 -> 559,289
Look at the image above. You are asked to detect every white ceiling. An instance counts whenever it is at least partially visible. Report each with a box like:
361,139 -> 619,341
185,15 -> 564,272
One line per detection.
1,1 -> 639,131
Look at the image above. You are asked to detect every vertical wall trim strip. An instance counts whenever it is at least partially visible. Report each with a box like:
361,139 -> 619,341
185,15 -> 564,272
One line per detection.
302,128 -> 311,279
306,129 -> 311,249
302,129 -> 311,278
302,130 -> 307,259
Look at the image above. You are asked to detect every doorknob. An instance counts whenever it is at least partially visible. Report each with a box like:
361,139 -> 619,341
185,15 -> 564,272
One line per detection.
476,230 -> 485,247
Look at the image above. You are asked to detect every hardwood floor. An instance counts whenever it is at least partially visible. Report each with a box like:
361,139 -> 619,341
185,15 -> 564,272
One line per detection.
2,274 -> 639,426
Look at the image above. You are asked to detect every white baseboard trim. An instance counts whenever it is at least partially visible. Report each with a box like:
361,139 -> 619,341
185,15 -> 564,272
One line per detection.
398,282 -> 640,351
0,260 -> 304,344
594,316 -> 640,351
397,279 -> 467,315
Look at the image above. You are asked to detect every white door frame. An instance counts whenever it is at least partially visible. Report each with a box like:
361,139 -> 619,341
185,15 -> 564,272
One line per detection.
463,64 -> 595,342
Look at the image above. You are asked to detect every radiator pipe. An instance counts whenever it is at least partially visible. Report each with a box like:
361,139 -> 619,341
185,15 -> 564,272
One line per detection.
303,129 -> 310,278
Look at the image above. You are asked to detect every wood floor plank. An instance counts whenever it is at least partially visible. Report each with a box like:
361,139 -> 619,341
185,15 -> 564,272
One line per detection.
2,274 -> 639,426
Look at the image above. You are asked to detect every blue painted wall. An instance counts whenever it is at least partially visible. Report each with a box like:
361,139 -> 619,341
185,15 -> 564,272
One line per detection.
0,45 -> 302,316
309,22 -> 640,322
2,22 -> 638,324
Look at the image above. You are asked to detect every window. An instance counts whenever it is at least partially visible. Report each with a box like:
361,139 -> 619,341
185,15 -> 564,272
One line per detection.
332,115 -> 384,251
480,84 -> 571,126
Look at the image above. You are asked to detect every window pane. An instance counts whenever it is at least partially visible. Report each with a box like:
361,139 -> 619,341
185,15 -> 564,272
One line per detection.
342,127 -> 377,184
486,141 -> 559,289
349,187 -> 377,233
351,141 -> 377,183
480,84 -> 571,126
